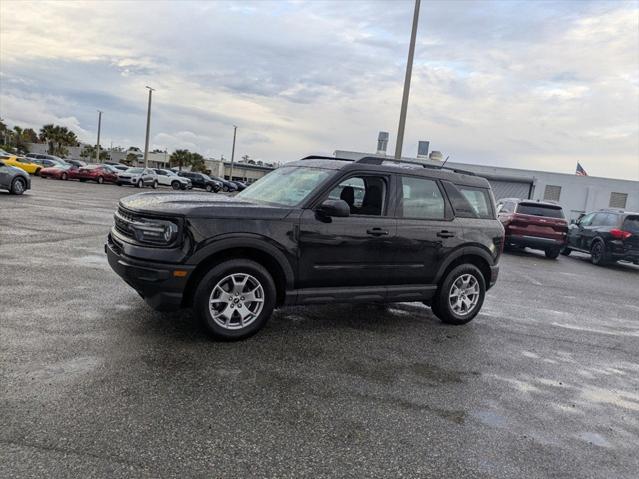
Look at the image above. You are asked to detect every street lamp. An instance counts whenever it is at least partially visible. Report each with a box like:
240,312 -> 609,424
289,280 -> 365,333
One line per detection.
96,110 -> 102,163
143,86 -> 155,168
229,125 -> 237,180
394,0 -> 421,160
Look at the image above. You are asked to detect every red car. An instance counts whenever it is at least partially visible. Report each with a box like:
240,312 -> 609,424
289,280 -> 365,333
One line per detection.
497,198 -> 568,259
39,164 -> 78,180
75,164 -> 119,184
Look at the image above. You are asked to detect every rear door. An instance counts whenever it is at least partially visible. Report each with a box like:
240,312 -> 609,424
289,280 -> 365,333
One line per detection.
394,175 -> 462,284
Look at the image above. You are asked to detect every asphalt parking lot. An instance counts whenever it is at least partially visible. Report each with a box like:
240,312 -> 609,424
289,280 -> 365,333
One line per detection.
1,177 -> 638,478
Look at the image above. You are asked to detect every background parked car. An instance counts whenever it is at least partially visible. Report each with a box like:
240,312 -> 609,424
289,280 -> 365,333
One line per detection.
497,198 -> 568,258
0,158 -> 31,194
153,169 -> 192,190
0,155 -> 41,175
230,180 -> 247,191
109,164 -> 129,172
117,167 -> 158,188
209,176 -> 237,192
31,157 -> 68,169
75,164 -> 119,184
26,153 -> 67,164
39,163 -> 78,180
65,159 -> 87,168
177,171 -> 221,192
563,209 -> 639,265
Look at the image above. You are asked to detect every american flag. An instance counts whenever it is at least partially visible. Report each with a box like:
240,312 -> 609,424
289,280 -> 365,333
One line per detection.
576,162 -> 588,176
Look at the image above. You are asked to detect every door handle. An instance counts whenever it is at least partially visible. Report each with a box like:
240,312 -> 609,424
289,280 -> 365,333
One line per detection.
437,230 -> 455,238
367,228 -> 389,236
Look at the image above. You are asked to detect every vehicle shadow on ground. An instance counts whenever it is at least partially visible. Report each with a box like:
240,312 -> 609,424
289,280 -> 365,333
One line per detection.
126,301 -> 448,344
566,253 -> 639,273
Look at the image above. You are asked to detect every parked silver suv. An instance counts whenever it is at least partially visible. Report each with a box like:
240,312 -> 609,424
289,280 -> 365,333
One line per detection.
116,167 -> 158,188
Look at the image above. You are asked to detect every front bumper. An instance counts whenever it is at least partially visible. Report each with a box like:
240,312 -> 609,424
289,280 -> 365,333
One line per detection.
117,177 -> 140,186
105,234 -> 194,310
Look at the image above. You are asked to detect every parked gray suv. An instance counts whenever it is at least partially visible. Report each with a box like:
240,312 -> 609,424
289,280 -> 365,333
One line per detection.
0,159 -> 31,195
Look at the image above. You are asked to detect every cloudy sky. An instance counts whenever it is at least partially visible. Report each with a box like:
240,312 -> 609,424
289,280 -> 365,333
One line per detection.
1,0 -> 638,179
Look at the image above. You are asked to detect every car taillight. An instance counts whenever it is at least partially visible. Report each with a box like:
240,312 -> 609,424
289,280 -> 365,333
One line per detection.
610,229 -> 632,240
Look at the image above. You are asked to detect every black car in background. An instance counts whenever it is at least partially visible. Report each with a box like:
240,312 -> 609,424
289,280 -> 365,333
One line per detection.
563,209 -> 639,265
106,155 -> 504,340
210,176 -> 237,192
230,180 -> 247,191
177,171 -> 221,192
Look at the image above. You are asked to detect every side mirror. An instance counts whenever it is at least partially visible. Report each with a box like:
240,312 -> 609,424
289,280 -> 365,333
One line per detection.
317,199 -> 350,218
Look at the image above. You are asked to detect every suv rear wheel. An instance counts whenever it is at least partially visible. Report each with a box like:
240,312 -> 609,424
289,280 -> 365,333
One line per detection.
431,264 -> 485,325
590,240 -> 608,266
545,247 -> 560,259
194,259 -> 276,340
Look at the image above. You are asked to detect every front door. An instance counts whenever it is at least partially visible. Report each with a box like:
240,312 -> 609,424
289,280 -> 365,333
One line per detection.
297,173 -> 398,288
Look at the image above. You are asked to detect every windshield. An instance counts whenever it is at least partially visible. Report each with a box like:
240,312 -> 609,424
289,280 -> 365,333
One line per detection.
237,166 -> 332,206
127,168 -> 144,173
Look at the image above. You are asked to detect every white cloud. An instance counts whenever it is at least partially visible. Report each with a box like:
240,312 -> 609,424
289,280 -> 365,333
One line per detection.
0,0 -> 637,179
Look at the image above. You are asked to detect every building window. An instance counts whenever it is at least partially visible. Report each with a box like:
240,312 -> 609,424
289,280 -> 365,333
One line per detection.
543,185 -> 561,202
609,192 -> 628,209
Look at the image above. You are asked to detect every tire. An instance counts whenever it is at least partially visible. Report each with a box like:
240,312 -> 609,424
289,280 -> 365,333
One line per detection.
560,246 -> 571,256
152,180 -> 158,189
431,264 -> 486,325
61,172 -> 68,180
79,178 -> 86,182
205,184 -> 213,192
545,247 -> 560,259
97,176 -> 104,184
137,180 -> 143,188
194,259 -> 276,340
222,185 -> 229,192
171,181 -> 180,190
590,240 -> 608,266
10,177 -> 26,195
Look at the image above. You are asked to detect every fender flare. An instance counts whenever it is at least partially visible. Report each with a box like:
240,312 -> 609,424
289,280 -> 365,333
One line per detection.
187,234 -> 295,289
433,245 -> 494,284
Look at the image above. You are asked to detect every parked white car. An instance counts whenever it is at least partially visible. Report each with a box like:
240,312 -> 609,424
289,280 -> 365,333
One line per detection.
153,169 -> 192,190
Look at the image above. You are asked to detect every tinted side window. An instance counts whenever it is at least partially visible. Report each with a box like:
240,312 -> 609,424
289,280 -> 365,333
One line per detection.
443,182 -> 493,219
622,216 -> 639,233
400,176 -> 445,219
590,213 -> 607,227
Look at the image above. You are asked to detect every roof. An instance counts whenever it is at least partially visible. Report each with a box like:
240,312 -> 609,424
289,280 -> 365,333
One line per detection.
286,155 -> 491,188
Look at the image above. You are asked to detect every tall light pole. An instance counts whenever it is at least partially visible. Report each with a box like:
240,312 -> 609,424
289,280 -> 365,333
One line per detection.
143,86 -> 155,168
229,125 -> 237,180
96,110 -> 102,163
394,0 -> 421,160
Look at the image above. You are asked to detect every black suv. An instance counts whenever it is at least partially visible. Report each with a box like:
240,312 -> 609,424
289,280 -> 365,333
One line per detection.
106,156 -> 504,340
563,209 -> 639,265
177,171 -> 221,192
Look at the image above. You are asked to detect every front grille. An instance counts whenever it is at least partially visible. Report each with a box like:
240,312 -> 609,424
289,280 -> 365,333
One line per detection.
114,207 -> 141,239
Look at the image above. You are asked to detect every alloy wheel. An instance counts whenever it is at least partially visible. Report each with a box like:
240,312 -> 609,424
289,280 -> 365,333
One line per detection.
448,273 -> 480,316
13,178 -> 25,194
208,273 -> 265,330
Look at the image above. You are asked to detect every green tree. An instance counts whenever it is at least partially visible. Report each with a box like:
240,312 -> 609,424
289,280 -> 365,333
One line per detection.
22,128 -> 38,144
80,144 -> 110,162
190,152 -> 207,172
169,149 -> 192,171
39,124 -> 78,156
124,152 -> 139,165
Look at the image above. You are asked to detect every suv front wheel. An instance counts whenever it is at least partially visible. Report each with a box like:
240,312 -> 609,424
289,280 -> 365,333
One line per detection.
194,259 -> 276,340
431,264 -> 486,325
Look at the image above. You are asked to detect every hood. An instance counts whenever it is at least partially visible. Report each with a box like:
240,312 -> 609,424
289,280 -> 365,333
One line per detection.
119,192 -> 293,219
1,163 -> 25,175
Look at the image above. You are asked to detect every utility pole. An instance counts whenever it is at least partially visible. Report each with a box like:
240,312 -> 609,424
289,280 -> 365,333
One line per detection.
143,86 -> 155,168
229,125 -> 237,180
96,110 -> 102,163
394,0 -> 421,160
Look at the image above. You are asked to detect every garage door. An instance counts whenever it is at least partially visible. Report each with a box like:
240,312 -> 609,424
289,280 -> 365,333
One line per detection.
487,179 -> 533,201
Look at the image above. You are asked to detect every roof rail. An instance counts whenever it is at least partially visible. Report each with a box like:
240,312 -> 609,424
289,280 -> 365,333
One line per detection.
301,155 -> 353,162
356,156 -> 476,176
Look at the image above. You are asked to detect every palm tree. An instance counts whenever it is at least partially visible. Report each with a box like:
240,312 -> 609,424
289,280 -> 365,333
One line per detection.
190,152 -> 207,172
39,124 -> 57,154
169,149 -> 192,171
39,124 -> 78,156
80,144 -> 110,162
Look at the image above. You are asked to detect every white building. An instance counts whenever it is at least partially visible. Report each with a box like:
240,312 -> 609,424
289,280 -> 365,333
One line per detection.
335,148 -> 639,221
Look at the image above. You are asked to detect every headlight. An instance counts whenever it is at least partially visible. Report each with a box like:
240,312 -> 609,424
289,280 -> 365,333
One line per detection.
129,218 -> 178,244
115,210 -> 179,245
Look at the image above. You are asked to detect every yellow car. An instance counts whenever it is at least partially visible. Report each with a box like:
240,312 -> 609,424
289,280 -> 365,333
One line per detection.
0,155 -> 42,175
